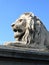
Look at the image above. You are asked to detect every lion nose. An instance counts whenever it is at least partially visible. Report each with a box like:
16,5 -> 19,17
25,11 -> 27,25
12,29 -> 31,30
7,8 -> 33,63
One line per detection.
11,23 -> 15,27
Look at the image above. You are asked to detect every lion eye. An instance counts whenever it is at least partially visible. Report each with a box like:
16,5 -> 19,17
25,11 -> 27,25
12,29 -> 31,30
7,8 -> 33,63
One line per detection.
19,19 -> 23,22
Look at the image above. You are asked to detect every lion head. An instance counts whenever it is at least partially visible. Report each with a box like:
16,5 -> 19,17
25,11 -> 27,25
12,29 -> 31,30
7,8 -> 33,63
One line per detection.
11,12 -> 49,49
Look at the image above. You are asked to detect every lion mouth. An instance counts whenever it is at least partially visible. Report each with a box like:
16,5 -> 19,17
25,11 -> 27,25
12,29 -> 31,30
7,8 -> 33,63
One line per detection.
13,28 -> 25,38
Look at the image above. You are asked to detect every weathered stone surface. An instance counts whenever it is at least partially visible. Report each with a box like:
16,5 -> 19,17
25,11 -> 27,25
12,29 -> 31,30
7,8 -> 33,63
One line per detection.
4,12 -> 49,50
0,45 -> 49,65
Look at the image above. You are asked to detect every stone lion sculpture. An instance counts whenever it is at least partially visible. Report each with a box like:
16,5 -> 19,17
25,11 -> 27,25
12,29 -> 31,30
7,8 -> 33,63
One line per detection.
4,12 -> 49,49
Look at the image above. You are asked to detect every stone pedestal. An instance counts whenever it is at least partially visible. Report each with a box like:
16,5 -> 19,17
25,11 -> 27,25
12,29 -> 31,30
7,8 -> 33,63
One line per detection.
0,45 -> 49,65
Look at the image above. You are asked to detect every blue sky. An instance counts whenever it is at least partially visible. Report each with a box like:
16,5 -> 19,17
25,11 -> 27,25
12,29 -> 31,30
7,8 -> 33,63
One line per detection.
0,0 -> 49,45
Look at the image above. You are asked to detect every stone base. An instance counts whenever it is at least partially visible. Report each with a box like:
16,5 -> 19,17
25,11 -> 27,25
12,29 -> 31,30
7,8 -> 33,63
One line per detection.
0,45 -> 49,65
